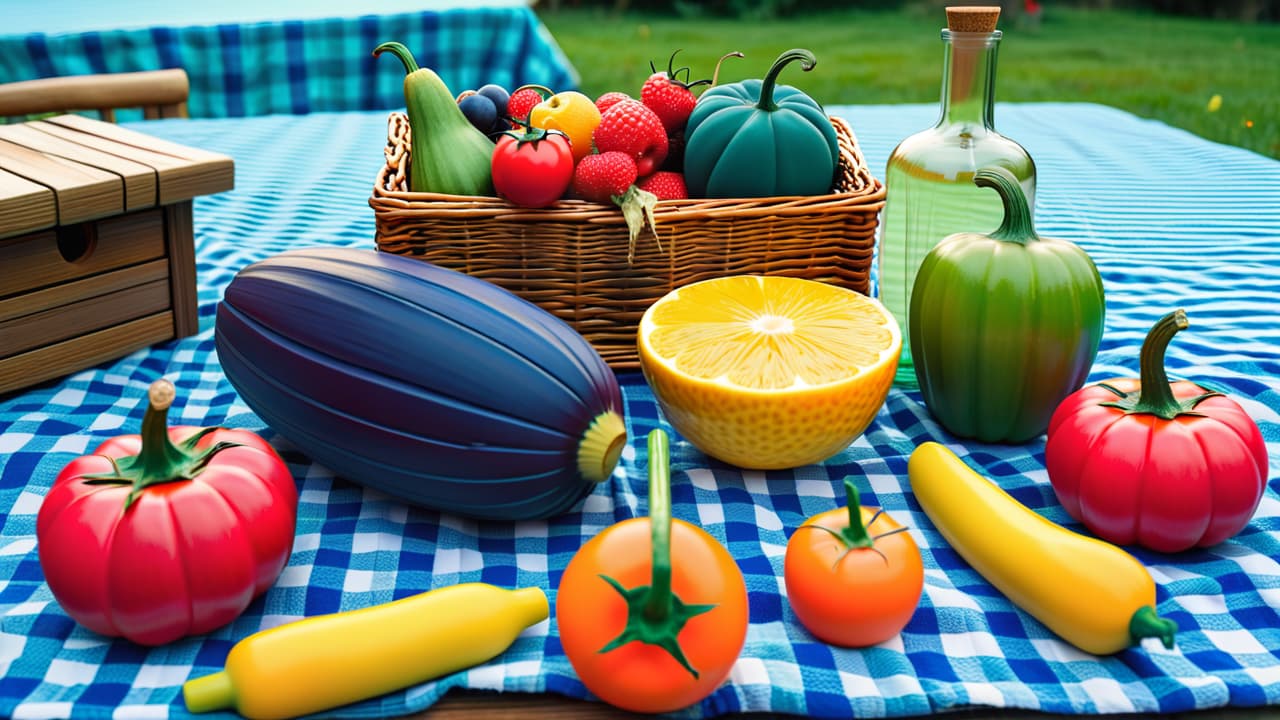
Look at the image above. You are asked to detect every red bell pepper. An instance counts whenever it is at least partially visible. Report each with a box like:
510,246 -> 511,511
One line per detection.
37,379 -> 298,645
1045,310 -> 1268,553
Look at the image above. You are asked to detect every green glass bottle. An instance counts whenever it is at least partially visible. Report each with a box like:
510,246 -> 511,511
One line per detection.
877,6 -> 1037,387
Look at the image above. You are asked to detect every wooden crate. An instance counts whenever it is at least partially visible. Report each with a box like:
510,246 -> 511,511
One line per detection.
0,114 -> 233,395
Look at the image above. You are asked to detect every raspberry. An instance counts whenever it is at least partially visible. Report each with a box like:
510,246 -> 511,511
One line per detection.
640,50 -> 710,132
595,91 -> 633,115
637,171 -> 688,201
506,85 -> 550,125
593,100 -> 669,177
571,151 -> 638,203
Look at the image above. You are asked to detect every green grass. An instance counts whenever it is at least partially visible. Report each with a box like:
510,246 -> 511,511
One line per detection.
535,6 -> 1280,159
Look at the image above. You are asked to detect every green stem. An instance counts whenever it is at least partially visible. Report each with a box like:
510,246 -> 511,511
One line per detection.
838,479 -> 874,549
596,429 -> 715,679
643,429 -> 674,621
373,41 -> 419,74
81,380 -> 236,511
1098,309 -> 1221,420
1129,605 -> 1177,649
975,166 -> 1037,244
756,49 -> 816,112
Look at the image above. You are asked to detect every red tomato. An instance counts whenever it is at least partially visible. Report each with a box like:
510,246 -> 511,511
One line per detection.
557,430 -> 747,714
37,380 -> 298,646
784,479 -> 923,647
491,127 -> 574,208
1046,310 -> 1267,553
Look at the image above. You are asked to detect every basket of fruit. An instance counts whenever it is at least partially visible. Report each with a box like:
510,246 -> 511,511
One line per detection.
370,45 -> 885,370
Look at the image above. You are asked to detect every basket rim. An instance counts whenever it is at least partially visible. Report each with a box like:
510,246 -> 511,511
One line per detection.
370,112 -> 885,222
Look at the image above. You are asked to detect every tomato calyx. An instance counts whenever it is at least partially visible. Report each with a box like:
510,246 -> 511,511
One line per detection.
498,120 -> 569,148
797,478 -> 909,568
1097,309 -> 1222,420
80,380 -> 240,511
650,50 -> 712,92
595,429 -> 715,679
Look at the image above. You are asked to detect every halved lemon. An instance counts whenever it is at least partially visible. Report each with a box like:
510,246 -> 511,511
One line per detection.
638,275 -> 901,470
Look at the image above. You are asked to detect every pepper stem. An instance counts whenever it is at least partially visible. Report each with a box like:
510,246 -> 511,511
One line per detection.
80,379 -> 238,512
596,429 -> 715,679
372,41 -> 419,74
711,51 -> 745,87
756,48 -> 816,112
1129,605 -> 1177,649
975,166 -> 1038,244
1097,309 -> 1222,420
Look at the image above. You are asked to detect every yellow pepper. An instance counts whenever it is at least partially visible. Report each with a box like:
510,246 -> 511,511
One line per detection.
907,442 -> 1176,655
183,583 -> 548,719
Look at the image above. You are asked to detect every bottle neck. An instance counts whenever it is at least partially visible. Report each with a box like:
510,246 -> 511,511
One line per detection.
936,29 -> 1001,130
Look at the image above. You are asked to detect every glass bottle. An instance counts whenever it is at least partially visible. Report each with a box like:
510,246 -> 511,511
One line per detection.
877,9 -> 1036,387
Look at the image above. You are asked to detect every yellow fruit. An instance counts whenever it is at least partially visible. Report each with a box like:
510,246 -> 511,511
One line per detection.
529,91 -> 601,162
638,275 -> 901,470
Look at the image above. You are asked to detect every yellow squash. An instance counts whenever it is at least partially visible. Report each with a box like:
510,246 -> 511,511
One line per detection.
907,442 -> 1176,655
183,583 -> 548,719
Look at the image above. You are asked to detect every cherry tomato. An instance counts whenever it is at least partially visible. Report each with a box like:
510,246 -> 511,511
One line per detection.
557,430 -> 748,714
784,479 -> 923,647
491,127 -> 574,208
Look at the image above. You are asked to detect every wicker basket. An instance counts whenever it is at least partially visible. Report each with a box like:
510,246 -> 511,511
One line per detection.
370,112 -> 885,371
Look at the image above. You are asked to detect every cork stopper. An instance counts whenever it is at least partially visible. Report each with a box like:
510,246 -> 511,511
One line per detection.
946,6 -> 1001,32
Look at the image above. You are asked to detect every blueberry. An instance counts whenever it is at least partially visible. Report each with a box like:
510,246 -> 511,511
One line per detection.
477,84 -> 510,115
459,94 -> 498,134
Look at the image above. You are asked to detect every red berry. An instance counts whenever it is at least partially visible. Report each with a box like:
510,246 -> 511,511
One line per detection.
641,73 -> 698,132
593,100 -> 669,177
507,86 -> 548,125
637,171 -> 687,201
595,91 -> 632,115
571,152 -> 638,203
640,50 -> 710,132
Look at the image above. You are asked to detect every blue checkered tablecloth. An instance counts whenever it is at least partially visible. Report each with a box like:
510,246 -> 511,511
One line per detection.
0,2 -> 578,119
1,103 -> 1278,719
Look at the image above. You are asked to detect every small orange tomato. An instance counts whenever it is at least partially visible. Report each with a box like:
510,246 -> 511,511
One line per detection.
557,430 -> 748,714
784,478 -> 924,647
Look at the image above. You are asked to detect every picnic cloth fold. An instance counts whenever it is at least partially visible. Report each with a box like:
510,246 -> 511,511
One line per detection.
0,4 -> 578,119
1,103 -> 1278,719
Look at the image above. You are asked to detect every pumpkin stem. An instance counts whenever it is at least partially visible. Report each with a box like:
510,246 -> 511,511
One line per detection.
1097,309 -> 1222,420
372,41 -> 419,74
596,429 -> 715,679
975,166 -> 1038,244
78,380 -> 239,512
756,48 -> 816,112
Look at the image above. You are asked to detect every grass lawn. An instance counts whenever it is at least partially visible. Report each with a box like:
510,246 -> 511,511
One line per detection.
535,6 -> 1280,159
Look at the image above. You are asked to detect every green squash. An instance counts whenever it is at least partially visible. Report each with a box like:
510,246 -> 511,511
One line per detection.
909,166 -> 1106,444
684,49 -> 838,198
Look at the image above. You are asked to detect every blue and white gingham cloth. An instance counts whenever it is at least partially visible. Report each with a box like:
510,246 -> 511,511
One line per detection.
0,3 -> 578,119
1,103 -> 1278,719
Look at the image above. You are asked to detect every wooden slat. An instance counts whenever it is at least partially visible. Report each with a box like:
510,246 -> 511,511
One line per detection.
0,69 -> 189,119
0,260 -> 168,323
0,208 -> 165,298
0,167 -> 57,238
42,114 -> 233,204
0,278 -> 171,358
0,123 -> 157,211
165,202 -> 199,337
0,312 -> 173,395
0,138 -> 123,225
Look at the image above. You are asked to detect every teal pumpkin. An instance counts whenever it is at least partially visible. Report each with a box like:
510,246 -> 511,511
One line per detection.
684,48 -> 838,198
909,166 -> 1106,444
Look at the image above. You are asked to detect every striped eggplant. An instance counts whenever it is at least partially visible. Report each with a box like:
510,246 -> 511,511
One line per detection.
214,248 -> 627,521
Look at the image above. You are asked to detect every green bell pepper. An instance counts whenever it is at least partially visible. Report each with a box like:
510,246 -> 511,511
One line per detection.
683,49 -> 838,198
909,166 -> 1106,444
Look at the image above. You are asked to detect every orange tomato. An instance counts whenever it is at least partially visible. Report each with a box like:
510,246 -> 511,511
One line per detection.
784,479 -> 923,647
556,430 -> 748,714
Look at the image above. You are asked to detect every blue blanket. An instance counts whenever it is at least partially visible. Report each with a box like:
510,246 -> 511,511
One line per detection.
1,103 -> 1278,719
